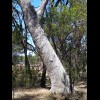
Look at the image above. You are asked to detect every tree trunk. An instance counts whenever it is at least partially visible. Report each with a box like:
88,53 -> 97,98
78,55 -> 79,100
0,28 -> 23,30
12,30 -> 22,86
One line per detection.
40,63 -> 46,88
20,0 -> 70,94
69,46 -> 74,94
24,47 -> 32,86
24,20 -> 32,87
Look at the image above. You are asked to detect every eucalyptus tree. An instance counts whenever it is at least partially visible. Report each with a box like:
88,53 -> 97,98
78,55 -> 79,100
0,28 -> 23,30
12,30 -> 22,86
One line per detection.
19,0 -> 71,94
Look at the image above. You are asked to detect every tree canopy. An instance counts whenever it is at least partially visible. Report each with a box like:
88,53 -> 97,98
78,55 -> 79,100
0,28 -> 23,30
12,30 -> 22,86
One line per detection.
12,0 -> 87,98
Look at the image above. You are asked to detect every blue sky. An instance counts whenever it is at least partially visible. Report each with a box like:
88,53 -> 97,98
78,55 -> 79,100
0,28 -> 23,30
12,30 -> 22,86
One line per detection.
27,0 -> 41,45
14,0 -> 41,56
31,0 -> 41,7
27,0 -> 41,56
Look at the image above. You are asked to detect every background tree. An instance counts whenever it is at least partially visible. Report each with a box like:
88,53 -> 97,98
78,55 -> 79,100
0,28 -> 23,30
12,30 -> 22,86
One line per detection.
41,0 -> 87,92
12,0 -> 87,96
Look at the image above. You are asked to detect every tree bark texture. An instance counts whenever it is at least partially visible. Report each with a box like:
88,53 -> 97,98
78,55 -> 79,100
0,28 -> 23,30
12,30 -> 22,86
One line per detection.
20,0 -> 70,94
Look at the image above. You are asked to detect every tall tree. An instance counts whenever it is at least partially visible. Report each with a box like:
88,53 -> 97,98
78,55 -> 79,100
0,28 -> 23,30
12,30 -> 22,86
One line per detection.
19,0 -> 71,94
42,0 -> 87,91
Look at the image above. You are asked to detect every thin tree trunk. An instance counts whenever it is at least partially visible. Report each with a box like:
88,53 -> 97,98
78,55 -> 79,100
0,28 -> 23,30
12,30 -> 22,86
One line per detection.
20,0 -> 70,94
40,63 -> 46,88
75,52 -> 80,77
24,47 -> 32,86
69,46 -> 74,94
23,14 -> 33,87
51,35 -> 58,55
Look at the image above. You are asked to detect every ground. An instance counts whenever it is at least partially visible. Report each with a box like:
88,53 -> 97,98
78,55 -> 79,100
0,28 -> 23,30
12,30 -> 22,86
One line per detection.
12,81 -> 87,100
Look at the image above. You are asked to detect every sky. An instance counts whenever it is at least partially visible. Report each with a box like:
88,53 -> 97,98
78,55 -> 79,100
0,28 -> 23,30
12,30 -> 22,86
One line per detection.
27,0 -> 41,56
31,0 -> 41,7
16,0 -> 41,56
27,0 -> 41,48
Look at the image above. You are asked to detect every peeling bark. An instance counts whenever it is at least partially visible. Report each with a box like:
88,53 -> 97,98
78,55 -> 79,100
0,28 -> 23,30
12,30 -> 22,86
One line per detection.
20,0 -> 71,94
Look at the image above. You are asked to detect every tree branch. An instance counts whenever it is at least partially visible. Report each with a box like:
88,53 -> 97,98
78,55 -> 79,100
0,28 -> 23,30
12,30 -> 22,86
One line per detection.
55,0 -> 61,7
66,0 -> 69,6
37,0 -> 49,18
20,0 -> 30,4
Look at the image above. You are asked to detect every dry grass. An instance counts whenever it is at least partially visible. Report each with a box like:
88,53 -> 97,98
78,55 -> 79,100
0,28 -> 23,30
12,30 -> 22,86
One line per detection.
13,88 -> 52,100
12,88 -> 66,100
12,88 -> 87,100
12,88 -> 70,100
12,83 -> 87,100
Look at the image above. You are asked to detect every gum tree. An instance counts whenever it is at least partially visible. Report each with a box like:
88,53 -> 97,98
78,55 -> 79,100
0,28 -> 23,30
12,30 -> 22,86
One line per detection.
19,0 -> 70,94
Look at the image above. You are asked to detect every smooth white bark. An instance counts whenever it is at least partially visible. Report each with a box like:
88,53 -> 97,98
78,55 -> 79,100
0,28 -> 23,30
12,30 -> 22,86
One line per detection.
20,0 -> 71,94
37,0 -> 49,17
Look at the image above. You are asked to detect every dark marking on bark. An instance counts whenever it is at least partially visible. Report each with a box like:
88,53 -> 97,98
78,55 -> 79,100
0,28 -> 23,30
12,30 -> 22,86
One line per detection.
62,73 -> 66,85
62,72 -> 68,93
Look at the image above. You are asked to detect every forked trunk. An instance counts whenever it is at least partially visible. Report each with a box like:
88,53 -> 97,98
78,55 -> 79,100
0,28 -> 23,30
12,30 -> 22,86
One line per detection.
20,0 -> 71,94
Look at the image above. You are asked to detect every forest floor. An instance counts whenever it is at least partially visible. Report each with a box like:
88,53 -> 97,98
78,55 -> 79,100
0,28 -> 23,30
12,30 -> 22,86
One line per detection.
12,81 -> 87,100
